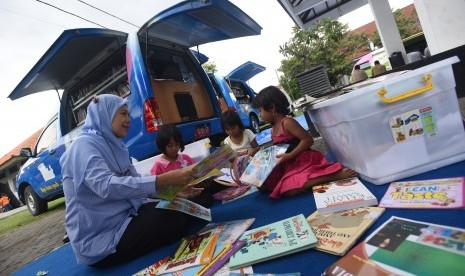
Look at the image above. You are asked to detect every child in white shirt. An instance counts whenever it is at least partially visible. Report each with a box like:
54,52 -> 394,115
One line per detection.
221,110 -> 259,156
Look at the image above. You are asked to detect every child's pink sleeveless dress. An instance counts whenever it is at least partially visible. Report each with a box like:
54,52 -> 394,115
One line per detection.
263,118 -> 342,198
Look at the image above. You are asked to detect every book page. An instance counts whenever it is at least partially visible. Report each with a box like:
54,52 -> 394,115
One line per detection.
156,198 -> 211,221
191,145 -> 235,178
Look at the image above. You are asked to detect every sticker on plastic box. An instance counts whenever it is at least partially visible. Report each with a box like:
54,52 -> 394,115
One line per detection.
389,106 -> 436,143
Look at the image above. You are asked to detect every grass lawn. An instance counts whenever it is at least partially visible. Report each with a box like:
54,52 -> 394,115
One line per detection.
0,197 -> 65,236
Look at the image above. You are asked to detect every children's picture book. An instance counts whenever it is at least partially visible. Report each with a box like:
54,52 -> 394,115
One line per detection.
171,218 -> 255,276
239,144 -> 288,187
190,168 -> 224,186
221,186 -> 259,204
230,273 -> 301,276
324,216 -> 465,276
132,256 -> 169,276
197,239 -> 246,276
214,168 -> 240,187
157,146 -> 234,201
230,155 -> 251,184
229,214 -> 317,270
306,207 -> 385,255
156,198 -> 212,221
191,145 -> 235,178
213,185 -> 252,201
312,177 -> 378,215
157,226 -> 223,274
212,263 -> 253,276
378,177 -> 465,209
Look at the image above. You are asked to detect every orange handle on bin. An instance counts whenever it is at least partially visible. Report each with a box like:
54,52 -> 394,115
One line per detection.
378,73 -> 433,104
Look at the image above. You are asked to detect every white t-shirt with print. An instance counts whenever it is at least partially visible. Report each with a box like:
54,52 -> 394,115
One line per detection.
224,129 -> 256,153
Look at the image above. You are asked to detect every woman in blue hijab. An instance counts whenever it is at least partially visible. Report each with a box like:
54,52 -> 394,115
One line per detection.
60,94 -> 200,267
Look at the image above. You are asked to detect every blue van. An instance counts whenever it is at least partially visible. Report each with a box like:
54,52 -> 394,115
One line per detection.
208,61 -> 266,133
8,0 -> 261,215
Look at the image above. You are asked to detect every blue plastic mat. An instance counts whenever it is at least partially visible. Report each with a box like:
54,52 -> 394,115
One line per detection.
14,159 -> 465,276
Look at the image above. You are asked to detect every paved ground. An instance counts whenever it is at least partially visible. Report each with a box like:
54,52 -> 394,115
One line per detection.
0,203 -> 66,275
0,98 -> 463,275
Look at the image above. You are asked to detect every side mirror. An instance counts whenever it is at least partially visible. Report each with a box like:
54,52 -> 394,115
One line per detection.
19,148 -> 32,158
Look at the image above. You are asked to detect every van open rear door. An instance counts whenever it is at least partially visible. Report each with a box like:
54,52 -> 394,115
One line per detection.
138,0 -> 262,47
8,29 -> 127,100
227,61 -> 266,82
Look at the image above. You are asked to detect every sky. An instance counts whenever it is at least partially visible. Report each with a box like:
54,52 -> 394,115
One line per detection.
0,0 -> 412,157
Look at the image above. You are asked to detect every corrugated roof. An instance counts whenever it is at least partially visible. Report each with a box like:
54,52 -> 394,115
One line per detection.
0,128 -> 42,167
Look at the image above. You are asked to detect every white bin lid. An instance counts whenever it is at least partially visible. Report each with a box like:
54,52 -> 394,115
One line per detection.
307,56 -> 460,110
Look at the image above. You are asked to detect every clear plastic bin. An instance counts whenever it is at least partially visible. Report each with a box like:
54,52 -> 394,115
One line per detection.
306,56 -> 465,184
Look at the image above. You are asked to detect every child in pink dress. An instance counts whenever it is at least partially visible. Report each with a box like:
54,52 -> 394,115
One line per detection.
251,86 -> 357,198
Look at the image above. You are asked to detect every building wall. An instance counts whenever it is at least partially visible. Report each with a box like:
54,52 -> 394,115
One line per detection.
414,0 -> 465,55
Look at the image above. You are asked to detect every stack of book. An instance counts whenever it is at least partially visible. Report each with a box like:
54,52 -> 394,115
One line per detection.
133,215 -> 318,276
133,218 -> 256,276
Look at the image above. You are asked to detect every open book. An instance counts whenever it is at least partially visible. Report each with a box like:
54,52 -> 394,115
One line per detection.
155,198 -> 212,221
157,145 -> 235,201
239,144 -> 288,187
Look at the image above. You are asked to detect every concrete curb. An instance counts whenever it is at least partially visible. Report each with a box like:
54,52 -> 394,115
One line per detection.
0,205 -> 27,219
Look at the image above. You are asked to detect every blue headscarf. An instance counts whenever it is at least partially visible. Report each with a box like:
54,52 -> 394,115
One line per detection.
60,94 -> 130,187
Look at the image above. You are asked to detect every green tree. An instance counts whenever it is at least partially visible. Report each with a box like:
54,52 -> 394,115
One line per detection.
372,8 -> 422,47
202,61 -> 217,73
278,18 -> 368,99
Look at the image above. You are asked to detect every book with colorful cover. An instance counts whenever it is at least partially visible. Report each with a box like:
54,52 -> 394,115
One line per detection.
157,145 -> 234,201
132,256 -> 170,276
213,185 -> 252,201
212,263 -> 253,276
191,145 -> 235,178
196,239 -> 246,276
306,207 -> 385,256
214,168 -> 240,187
156,198 -> 212,221
230,155 -> 251,184
324,216 -> 465,276
172,218 -> 256,276
221,186 -> 258,204
312,177 -> 378,215
157,226 -> 223,274
229,214 -> 318,270
378,177 -> 465,209
230,273 -> 301,276
239,144 -> 288,187
190,168 -> 224,186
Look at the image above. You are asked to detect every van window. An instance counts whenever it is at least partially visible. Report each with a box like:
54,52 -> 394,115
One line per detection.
36,118 -> 58,154
145,45 -> 214,124
66,49 -> 128,129
230,81 -> 249,103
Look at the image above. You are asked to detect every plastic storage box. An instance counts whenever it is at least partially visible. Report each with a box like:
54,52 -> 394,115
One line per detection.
306,56 -> 465,184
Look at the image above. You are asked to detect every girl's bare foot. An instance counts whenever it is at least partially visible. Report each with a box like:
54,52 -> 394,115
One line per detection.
332,168 -> 358,181
301,168 -> 358,192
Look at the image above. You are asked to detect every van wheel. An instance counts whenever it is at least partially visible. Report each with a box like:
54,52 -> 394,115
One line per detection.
250,115 -> 260,133
24,186 -> 48,216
